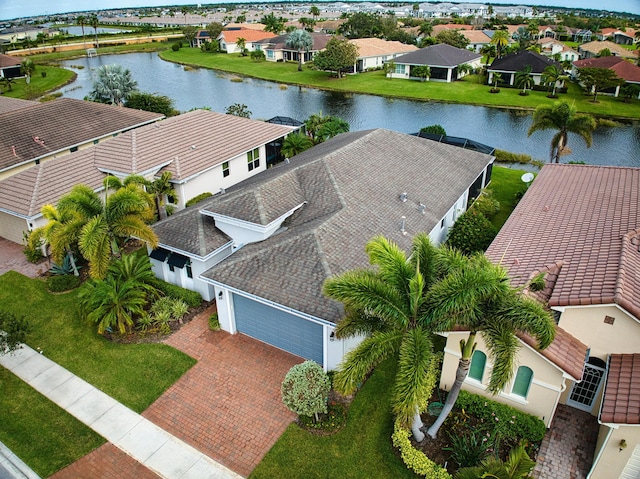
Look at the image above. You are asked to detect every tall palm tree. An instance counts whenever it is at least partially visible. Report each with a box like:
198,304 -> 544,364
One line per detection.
514,66 -> 534,94
324,234 -> 444,441
528,101 -> 597,163
309,5 -> 320,21
89,64 -> 138,106
491,71 -> 502,90
76,15 -> 86,46
90,14 -> 99,48
480,44 -> 495,68
491,29 -> 509,58
146,171 -> 176,220
57,184 -> 157,279
541,64 -> 567,97
423,253 -> 555,439
285,29 -> 313,71
281,132 -> 313,159
21,59 -> 35,84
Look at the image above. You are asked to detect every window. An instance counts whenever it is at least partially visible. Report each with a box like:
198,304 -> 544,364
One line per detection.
440,218 -> 445,229
468,351 -> 486,382
267,50 -> 274,59
222,161 -> 230,177
185,261 -> 193,279
70,146 -> 78,153
395,64 -> 406,75
512,366 -> 533,398
247,148 -> 260,171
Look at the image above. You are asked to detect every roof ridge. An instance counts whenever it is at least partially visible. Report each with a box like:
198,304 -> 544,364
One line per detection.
28,162 -> 44,216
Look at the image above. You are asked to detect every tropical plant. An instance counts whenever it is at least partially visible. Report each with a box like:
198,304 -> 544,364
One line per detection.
0,311 -> 30,353
491,71 -> 503,91
281,361 -> 331,422
1,76 -> 15,92
21,59 -> 35,84
305,112 -> 350,144
76,15 -> 86,45
424,253 -> 556,439
323,234 -> 443,441
90,14 -> 99,47
480,44 -> 496,68
491,29 -> 510,58
235,37 -> 247,56
455,443 -> 536,479
620,83 -> 640,102
445,209 -> 497,255
125,92 -> 178,116
49,254 -> 79,275
540,64 -> 567,97
577,67 -> 624,102
89,64 -> 138,106
261,13 -> 286,34
224,103 -> 251,118
78,276 -> 147,334
312,37 -> 359,78
528,101 -> 597,163
309,5 -> 320,20
514,66 -> 534,95
412,65 -> 431,82
250,50 -> 265,62
107,254 -> 159,300
445,426 -> 496,468
420,124 -> 446,136
281,132 -> 314,158
146,171 -> 176,220
418,21 -> 433,37
285,29 -> 314,71
384,59 -> 396,78
512,26 -> 532,50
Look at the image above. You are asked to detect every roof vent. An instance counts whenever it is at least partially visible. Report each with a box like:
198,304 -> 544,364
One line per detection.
191,145 -> 196,149
399,192 -> 408,202
419,203 -> 426,214
220,187 -> 225,194
284,158 -> 290,164
400,216 -> 407,235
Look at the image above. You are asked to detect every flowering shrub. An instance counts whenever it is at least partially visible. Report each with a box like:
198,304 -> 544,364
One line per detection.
392,420 -> 452,479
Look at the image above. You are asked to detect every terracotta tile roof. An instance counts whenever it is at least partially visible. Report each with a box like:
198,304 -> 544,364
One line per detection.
0,96 -> 35,115
601,354 -> 640,424
255,33 -> 334,51
394,43 -> 481,67
93,109 -> 295,181
574,56 -> 640,83
0,53 -> 22,68
486,164 -> 640,320
461,30 -> 491,43
0,149 -> 104,218
157,129 -> 494,322
432,24 -> 474,35
489,50 -> 562,74
519,327 -> 587,381
219,28 -> 276,43
0,98 -> 163,173
579,41 -> 636,60
348,38 -> 418,58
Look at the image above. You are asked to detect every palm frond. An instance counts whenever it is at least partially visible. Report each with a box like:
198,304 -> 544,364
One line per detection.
410,233 -> 437,289
499,294 -> 556,349
365,236 -> 414,294
334,306 -> 388,339
111,215 -> 158,248
483,323 -> 520,394
79,216 -> 112,279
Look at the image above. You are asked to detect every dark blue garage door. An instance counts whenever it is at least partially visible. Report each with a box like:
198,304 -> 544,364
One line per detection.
233,294 -> 324,364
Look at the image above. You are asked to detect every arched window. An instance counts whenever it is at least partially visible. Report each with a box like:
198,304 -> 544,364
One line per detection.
512,366 -> 533,398
468,350 -> 486,382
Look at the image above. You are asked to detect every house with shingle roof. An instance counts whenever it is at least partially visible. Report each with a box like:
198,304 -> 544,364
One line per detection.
488,50 -> 563,87
0,53 -> 23,79
0,109 -> 298,245
389,43 -> 482,82
149,128 -> 495,369
348,38 -> 419,72
0,97 -> 164,181
573,56 -> 640,98
255,33 -> 333,64
440,164 -> 640,477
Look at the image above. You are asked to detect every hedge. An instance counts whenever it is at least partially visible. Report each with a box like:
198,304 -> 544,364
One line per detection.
152,279 -> 202,307
185,192 -> 213,207
392,420 -> 452,479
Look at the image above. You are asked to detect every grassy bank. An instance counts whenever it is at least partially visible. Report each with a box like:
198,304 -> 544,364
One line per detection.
160,47 -> 640,120
26,41 -> 174,63
1,65 -> 75,99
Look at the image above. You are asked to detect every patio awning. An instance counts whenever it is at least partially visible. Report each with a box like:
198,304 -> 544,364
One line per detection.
149,247 -> 170,262
167,252 -> 189,269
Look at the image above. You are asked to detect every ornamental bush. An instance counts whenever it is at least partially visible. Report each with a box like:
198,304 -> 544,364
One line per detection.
470,189 -> 500,220
152,280 -> 202,308
392,420 -> 452,479
185,192 -> 213,207
281,360 -> 331,422
46,274 -> 81,292
445,209 -> 497,256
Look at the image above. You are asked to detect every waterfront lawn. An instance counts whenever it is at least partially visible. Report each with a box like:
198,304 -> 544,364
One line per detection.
0,271 -> 196,412
1,65 -> 75,99
487,165 -> 531,229
0,368 -> 104,477
250,357 -> 416,479
160,48 -> 640,120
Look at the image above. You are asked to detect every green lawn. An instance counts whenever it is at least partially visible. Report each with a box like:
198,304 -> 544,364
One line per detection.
0,271 -> 196,412
1,65 -> 75,99
0,368 -> 104,477
487,165 -> 530,229
251,357 -> 417,479
159,47 -> 640,120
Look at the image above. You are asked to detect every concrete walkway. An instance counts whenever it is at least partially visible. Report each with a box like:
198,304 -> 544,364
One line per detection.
0,345 -> 242,479
0,441 -> 40,479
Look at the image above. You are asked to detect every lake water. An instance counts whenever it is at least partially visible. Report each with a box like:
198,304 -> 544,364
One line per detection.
57,52 -> 640,167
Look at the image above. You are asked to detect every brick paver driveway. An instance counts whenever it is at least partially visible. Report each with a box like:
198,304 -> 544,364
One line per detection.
0,237 -> 46,278
143,307 -> 302,477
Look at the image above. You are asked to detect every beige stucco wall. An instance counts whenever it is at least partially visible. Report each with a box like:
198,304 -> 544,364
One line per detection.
0,212 -> 29,244
440,332 -> 566,427
589,425 -> 640,478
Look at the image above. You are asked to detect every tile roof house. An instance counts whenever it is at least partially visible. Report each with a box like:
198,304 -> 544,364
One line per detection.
216,27 -> 277,54
598,28 -> 637,46
572,56 -> 640,99
488,50 -> 563,87
578,40 -> 637,61
536,37 -> 579,63
0,53 -> 23,79
0,96 -> 34,115
255,33 -> 333,64
149,128 -> 495,369
439,164 -> 640,478
0,109 -> 297,244
348,37 -> 419,72
389,43 -> 482,82
0,97 -> 164,181
461,30 -> 492,53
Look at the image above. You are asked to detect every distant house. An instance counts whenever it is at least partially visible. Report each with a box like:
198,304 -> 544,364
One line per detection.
149,128 -> 495,370
488,50 -> 563,86
431,23 -> 474,36
389,43 -> 482,82
578,40 -> 637,60
216,27 -> 277,54
255,33 -> 333,64
573,56 -> 640,98
192,30 -> 212,48
536,38 -> 579,63
348,38 -> 419,72
461,30 -> 492,53
598,28 -> 637,45
0,53 -> 23,79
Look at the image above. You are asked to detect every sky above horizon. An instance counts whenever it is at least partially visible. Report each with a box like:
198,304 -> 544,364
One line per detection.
1,0 -> 638,22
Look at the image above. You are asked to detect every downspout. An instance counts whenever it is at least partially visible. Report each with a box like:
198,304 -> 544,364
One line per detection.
587,354 -> 612,479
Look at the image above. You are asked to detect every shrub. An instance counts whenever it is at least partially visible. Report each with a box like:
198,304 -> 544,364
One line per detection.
444,425 -> 495,468
494,149 -> 532,165
392,420 -> 452,479
22,231 -> 43,263
528,272 -> 546,292
250,50 -> 265,61
41,71 -> 47,77
185,192 -> 213,207
152,280 -> 202,307
209,312 -> 220,330
46,274 -> 81,292
171,43 -> 180,51
0,311 -> 30,353
49,255 -> 78,275
165,205 -> 176,216
281,361 -> 331,422
420,124 -> 447,136
446,209 -> 497,256
470,189 -> 500,220
456,390 -> 546,443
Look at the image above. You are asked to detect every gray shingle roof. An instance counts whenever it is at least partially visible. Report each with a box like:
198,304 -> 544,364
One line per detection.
489,50 -> 562,74
393,43 -> 481,67
0,98 -> 163,173
157,129 -> 493,322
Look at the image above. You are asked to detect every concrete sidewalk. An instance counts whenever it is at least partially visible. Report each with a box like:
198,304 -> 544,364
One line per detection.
0,441 -> 40,479
0,345 -> 242,479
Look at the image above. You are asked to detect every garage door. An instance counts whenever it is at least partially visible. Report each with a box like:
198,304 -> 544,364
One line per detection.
233,294 -> 323,364
620,444 -> 640,479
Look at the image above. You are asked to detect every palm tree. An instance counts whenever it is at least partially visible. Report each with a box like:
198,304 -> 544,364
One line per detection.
146,171 -> 176,220
21,59 -> 35,84
78,276 -> 147,334
76,15 -> 86,46
323,234 -> 443,441
455,443 -> 536,479
261,13 -> 286,35
480,44 -> 495,68
491,29 -> 509,58
107,253 -> 159,300
56,183 -> 158,279
514,66 -> 534,94
235,37 -> 247,56
528,101 -> 597,163
541,64 -> 567,97
285,29 -> 313,71
310,5 -> 320,21
281,133 -> 313,158
512,26 -> 532,51
418,21 -> 433,37
90,14 -> 99,48
423,253 -> 555,439
491,71 -> 502,90
412,65 -> 431,82
89,64 -> 138,106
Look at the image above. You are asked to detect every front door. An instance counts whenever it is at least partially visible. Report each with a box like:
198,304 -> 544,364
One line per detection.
566,357 -> 606,412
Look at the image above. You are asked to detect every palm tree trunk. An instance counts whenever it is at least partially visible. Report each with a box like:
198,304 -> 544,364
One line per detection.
66,250 -> 80,276
412,406 -> 425,442
426,332 -> 476,439
297,49 -> 303,71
